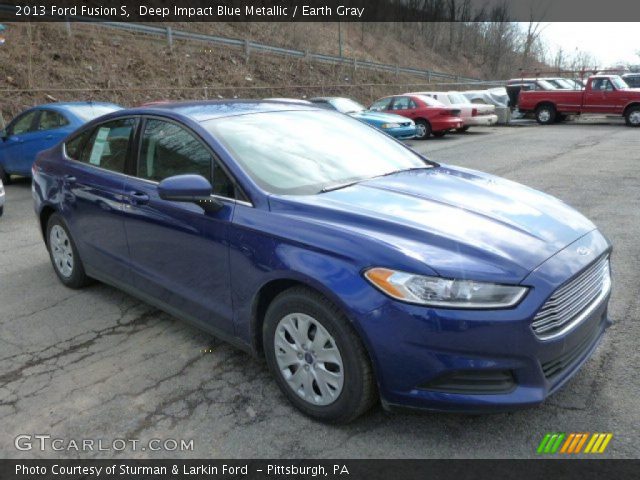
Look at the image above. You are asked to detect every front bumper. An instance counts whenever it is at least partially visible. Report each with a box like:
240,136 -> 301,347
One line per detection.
356,230 -> 612,412
382,124 -> 417,139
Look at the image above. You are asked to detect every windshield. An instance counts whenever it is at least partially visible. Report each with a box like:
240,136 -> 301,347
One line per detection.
64,104 -> 121,122
204,111 -> 428,195
329,98 -> 366,113
447,93 -> 470,104
611,76 -> 628,89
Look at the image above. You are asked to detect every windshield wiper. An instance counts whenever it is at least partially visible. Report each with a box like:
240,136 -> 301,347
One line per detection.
320,179 -> 364,193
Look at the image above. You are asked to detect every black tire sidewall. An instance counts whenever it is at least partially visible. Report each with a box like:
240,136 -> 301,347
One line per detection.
0,166 -> 9,185
626,107 -> 640,127
46,213 -> 89,288
263,289 -> 371,423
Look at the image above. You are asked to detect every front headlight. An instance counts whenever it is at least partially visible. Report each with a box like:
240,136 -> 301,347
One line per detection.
364,268 -> 528,309
381,123 -> 401,129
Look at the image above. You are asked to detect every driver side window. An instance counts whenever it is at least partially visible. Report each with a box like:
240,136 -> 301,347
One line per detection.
8,111 -> 39,136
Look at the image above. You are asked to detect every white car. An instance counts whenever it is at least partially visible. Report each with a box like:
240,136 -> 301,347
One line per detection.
405,91 -> 498,131
0,178 -> 4,217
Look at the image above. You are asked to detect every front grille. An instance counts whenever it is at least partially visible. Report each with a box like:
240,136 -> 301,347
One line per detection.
532,256 -> 610,340
541,317 -> 603,380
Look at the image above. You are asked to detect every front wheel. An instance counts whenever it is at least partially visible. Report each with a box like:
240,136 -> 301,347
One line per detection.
535,104 -> 556,125
625,106 -> 640,127
263,287 -> 377,423
46,213 -> 92,288
414,119 -> 431,139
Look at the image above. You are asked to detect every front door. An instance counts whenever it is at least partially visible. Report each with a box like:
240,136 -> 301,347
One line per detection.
1,110 -> 39,174
121,118 -> 237,335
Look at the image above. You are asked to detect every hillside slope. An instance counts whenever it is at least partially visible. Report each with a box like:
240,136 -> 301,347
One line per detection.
0,22 -> 487,121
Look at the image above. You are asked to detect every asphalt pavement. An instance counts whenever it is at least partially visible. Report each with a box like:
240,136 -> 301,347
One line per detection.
1,120 -> 638,458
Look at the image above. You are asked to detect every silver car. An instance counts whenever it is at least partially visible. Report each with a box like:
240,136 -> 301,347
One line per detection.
0,178 -> 4,216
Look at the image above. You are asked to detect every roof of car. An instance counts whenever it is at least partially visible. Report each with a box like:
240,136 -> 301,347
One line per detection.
35,101 -> 120,110
125,100 -> 320,123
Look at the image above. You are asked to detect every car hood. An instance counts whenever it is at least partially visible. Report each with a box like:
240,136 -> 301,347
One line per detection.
271,165 -> 596,282
351,110 -> 412,125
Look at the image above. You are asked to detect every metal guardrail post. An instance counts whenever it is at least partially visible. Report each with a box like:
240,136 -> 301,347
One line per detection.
166,27 -> 173,50
64,17 -> 71,37
244,39 -> 250,61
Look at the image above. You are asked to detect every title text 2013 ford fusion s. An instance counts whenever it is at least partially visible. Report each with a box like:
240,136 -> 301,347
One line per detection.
32,101 -> 612,423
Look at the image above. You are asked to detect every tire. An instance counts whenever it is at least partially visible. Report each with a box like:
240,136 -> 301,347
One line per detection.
625,106 -> 640,127
263,286 -> 377,423
414,119 -> 431,140
535,104 -> 556,125
432,131 -> 447,137
456,126 -> 470,132
46,213 -> 92,289
0,165 -> 10,185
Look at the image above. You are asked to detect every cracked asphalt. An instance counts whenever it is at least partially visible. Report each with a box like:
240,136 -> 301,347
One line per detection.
1,120 -> 638,459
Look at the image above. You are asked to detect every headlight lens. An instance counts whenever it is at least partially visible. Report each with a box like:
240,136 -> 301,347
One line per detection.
364,268 -> 528,308
381,123 -> 401,129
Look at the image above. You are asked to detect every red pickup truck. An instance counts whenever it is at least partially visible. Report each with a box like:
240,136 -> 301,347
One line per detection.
518,75 -> 640,126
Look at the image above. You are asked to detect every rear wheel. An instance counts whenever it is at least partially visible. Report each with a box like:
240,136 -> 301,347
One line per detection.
625,106 -> 640,127
414,119 -> 431,139
0,165 -> 10,185
46,213 -> 92,289
263,287 -> 377,423
535,104 -> 556,125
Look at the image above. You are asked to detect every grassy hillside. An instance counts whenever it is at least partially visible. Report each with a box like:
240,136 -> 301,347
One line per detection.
0,21 -> 491,122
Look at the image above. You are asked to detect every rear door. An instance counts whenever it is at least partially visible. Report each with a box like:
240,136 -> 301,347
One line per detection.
0,110 -> 39,174
121,117 -> 237,336
60,117 -> 136,281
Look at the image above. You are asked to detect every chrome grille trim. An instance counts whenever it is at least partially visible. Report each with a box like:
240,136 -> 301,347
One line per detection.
532,256 -> 610,340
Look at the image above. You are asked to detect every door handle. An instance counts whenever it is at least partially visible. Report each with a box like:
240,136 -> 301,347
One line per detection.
63,174 -> 76,184
45,134 -> 53,140
129,191 -> 149,205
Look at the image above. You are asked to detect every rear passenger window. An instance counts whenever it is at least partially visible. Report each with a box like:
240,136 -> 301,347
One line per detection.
65,129 -> 92,160
80,118 -> 135,173
38,111 -> 69,131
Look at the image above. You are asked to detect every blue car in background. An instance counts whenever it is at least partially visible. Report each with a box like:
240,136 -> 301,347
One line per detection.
0,102 -> 121,183
33,101 -> 611,423
309,97 -> 416,139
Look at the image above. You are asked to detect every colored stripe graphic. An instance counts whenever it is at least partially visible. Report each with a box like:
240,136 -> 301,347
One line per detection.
540,433 -> 613,454
537,433 -> 565,454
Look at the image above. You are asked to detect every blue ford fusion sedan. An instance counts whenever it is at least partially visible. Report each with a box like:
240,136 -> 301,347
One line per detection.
0,102 -> 122,183
32,101 -> 612,423
309,97 -> 417,139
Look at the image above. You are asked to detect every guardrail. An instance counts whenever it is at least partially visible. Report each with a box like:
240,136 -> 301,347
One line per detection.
0,4 -> 482,84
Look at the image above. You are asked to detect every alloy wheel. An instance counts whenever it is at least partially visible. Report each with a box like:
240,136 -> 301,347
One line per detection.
50,225 -> 74,278
274,313 -> 345,406
629,110 -> 640,125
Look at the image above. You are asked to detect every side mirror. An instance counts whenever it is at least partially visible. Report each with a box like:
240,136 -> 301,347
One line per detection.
158,174 -> 223,213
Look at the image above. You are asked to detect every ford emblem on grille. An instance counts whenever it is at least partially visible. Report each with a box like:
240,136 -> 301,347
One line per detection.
577,247 -> 592,256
